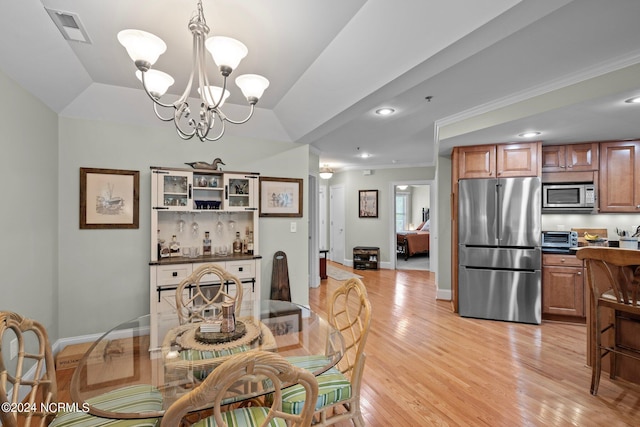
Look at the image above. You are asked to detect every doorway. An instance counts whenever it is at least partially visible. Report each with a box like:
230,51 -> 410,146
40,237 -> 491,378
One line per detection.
393,183 -> 432,271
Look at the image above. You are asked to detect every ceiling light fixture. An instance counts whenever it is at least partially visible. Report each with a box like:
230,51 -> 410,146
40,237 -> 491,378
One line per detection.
518,131 -> 541,138
397,185 -> 408,190
624,96 -> 640,104
375,107 -> 395,116
117,0 -> 269,142
319,165 -> 334,180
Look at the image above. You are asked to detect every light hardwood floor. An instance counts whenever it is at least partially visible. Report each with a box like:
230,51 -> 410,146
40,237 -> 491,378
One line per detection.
311,262 -> 640,426
56,262 -> 640,426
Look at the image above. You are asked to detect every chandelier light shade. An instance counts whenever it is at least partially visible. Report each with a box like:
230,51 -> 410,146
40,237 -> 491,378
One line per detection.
117,0 -> 269,141
319,165 -> 334,179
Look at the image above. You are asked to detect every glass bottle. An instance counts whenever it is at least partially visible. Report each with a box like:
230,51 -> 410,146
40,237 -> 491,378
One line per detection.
170,235 -> 180,257
247,230 -> 254,255
233,232 -> 242,253
203,231 -> 212,255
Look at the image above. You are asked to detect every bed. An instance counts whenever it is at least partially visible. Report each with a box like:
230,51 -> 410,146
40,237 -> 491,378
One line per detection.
397,208 -> 430,261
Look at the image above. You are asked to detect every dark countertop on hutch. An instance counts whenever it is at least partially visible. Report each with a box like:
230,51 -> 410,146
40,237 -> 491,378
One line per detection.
150,254 -> 262,266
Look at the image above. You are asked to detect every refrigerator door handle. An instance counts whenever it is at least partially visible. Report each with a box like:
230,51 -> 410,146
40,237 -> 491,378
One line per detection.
495,181 -> 502,242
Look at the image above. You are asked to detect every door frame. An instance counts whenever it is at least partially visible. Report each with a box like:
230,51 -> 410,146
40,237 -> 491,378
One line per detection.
329,184 -> 346,265
389,180 -> 436,272
308,174 -> 320,288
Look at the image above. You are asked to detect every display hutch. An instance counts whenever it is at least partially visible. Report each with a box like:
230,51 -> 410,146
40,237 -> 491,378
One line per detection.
149,166 -> 261,350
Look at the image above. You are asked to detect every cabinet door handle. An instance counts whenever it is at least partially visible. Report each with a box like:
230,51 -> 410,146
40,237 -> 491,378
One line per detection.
238,267 -> 243,272
172,272 -> 178,277
577,271 -> 582,275
561,258 -> 565,263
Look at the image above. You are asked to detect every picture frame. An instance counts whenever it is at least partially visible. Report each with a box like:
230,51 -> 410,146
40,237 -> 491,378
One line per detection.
80,168 -> 140,229
359,189 -> 378,218
85,334 -> 140,390
259,177 -> 303,217
261,307 -> 302,351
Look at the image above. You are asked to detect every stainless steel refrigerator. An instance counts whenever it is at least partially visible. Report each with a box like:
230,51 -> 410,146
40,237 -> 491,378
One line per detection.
458,177 -> 542,324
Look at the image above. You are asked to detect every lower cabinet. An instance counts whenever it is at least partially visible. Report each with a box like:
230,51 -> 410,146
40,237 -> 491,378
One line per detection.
149,259 -> 260,350
542,253 -> 585,321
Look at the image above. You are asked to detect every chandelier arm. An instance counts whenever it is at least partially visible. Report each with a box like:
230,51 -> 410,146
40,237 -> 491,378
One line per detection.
173,106 -> 199,140
202,112 -> 227,141
218,103 -> 256,125
152,102 -> 179,122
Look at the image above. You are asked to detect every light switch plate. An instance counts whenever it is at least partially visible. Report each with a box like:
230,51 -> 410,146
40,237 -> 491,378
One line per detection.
290,222 -> 297,233
10,338 -> 18,360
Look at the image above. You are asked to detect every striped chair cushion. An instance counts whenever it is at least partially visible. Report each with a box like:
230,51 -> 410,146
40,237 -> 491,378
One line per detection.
179,347 -> 251,380
50,385 -> 162,427
280,357 -> 352,415
192,406 -> 287,427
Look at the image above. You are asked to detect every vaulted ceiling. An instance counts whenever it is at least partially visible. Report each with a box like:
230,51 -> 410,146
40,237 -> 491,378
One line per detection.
2,1 -> 640,171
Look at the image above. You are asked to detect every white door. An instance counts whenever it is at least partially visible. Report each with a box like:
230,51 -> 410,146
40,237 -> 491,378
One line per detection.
319,185 -> 327,250
330,185 -> 345,265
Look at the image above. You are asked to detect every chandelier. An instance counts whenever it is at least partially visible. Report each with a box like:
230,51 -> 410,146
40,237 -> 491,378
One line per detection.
117,0 -> 269,141
319,165 -> 334,179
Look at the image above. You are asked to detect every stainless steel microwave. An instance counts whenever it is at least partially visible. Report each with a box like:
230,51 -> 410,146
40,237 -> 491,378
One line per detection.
542,183 -> 595,212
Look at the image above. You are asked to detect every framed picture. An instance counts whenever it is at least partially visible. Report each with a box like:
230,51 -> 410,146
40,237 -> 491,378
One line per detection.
359,189 -> 378,218
259,177 -> 303,217
261,308 -> 302,351
80,168 -> 140,229
85,334 -> 140,389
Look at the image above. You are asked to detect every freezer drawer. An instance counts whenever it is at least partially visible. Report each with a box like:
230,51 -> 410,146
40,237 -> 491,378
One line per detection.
458,266 -> 541,324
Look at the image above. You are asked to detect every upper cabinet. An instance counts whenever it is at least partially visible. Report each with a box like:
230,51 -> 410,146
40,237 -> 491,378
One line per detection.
153,170 -> 193,211
599,140 -> 640,213
224,174 -> 259,211
152,168 -> 259,212
457,142 -> 541,179
542,143 -> 599,172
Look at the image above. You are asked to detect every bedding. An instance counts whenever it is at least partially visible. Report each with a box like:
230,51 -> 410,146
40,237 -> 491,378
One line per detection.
397,230 -> 430,260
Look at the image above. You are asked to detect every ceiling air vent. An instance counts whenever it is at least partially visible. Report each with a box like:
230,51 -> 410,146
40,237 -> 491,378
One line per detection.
45,8 -> 91,44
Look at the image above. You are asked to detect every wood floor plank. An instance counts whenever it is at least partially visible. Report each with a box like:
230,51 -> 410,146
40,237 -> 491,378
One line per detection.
55,262 -> 640,426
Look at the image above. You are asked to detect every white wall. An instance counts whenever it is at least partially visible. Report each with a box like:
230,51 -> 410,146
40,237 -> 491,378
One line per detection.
0,69 -> 59,339
411,185 -> 430,226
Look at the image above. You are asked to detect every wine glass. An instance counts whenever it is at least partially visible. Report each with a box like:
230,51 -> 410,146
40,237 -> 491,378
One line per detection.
177,213 -> 185,233
216,213 -> 224,236
191,213 -> 199,237
227,213 -> 236,232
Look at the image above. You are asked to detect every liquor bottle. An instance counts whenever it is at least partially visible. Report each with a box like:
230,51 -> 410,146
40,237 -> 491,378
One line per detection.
247,230 -> 254,255
233,232 -> 242,253
203,231 -> 212,256
170,235 -> 180,257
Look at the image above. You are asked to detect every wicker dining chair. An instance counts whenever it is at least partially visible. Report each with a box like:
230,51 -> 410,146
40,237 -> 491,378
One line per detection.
175,263 -> 243,325
576,247 -> 640,395
281,277 -> 372,426
0,311 -> 161,427
160,350 -> 319,427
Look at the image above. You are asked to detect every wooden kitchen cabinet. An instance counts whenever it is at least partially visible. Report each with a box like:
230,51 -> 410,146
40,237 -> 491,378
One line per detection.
542,253 -> 585,321
599,140 -> 640,213
457,142 -> 540,179
542,143 -> 599,172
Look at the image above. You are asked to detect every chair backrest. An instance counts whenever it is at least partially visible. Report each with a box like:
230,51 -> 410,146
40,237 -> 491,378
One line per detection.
329,278 -> 372,388
160,350 -> 319,427
0,311 -> 57,427
175,263 -> 243,324
576,247 -> 640,308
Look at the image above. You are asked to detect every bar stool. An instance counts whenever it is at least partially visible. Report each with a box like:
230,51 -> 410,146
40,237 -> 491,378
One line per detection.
576,247 -> 640,395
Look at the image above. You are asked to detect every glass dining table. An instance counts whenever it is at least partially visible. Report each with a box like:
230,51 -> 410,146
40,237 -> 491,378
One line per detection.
70,300 -> 344,420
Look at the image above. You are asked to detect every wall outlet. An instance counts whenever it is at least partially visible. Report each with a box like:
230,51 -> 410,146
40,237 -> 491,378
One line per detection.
10,338 -> 18,360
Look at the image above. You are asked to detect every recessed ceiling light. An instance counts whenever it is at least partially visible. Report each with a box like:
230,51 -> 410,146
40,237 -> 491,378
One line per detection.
624,96 -> 640,104
359,153 -> 371,158
375,108 -> 395,116
518,131 -> 541,138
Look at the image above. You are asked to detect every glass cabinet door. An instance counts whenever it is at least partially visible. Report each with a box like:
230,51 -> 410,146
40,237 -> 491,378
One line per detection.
224,174 -> 258,211
156,170 -> 192,210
